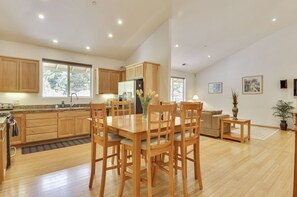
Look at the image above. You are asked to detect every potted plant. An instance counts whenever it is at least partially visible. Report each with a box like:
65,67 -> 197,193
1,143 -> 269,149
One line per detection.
272,100 -> 295,130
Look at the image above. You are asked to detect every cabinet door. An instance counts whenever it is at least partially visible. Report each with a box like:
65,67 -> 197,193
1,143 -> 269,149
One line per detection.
99,69 -> 110,94
0,57 -> 19,92
110,72 -> 120,94
11,113 -> 25,145
126,67 -> 134,80
19,60 -> 39,92
75,116 -> 91,135
120,71 -> 126,82
134,64 -> 143,78
58,118 -> 75,138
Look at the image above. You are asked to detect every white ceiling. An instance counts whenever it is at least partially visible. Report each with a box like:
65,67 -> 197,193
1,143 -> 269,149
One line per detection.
1,0 -> 297,72
0,0 -> 171,60
171,0 -> 297,72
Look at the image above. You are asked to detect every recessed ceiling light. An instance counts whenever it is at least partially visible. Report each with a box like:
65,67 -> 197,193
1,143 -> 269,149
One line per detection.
175,44 -> 179,48
208,55 -> 211,58
52,39 -> 58,44
86,46 -> 91,50
272,18 -> 277,22
108,33 -> 113,38
38,14 -> 45,19
118,19 -> 123,25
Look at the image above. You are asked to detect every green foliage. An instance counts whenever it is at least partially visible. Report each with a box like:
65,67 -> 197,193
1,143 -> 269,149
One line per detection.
272,100 -> 295,121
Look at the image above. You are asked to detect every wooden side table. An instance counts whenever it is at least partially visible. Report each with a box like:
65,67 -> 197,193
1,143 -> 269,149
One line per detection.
220,118 -> 251,143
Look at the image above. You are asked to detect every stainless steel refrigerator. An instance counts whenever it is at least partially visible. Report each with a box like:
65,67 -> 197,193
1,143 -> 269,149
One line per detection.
118,79 -> 144,114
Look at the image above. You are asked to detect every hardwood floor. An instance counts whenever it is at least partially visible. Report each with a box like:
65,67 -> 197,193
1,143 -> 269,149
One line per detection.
0,130 -> 294,196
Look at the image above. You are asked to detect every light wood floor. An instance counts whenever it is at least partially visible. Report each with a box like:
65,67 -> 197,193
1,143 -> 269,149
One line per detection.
0,130 -> 294,197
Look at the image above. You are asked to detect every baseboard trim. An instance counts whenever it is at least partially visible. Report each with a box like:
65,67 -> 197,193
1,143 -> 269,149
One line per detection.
251,124 -> 279,130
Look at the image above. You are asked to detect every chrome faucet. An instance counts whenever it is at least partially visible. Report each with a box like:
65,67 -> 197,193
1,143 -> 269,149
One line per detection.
70,93 -> 78,107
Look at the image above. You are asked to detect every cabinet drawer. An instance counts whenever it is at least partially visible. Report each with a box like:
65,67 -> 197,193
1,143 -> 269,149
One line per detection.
26,119 -> 57,128
26,132 -> 57,143
26,113 -> 58,120
59,111 -> 90,118
26,125 -> 57,135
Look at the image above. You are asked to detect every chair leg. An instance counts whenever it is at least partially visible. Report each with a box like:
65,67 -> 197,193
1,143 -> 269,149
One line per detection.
174,145 -> 178,175
194,143 -> 203,189
147,156 -> 153,197
118,145 -> 127,197
152,155 -> 159,186
99,146 -> 108,197
181,146 -> 188,197
89,141 -> 96,188
111,146 -> 115,164
117,145 -> 121,175
169,149 -> 175,197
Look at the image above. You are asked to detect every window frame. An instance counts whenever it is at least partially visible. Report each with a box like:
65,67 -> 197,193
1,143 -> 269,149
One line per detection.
42,59 -> 93,98
170,76 -> 186,102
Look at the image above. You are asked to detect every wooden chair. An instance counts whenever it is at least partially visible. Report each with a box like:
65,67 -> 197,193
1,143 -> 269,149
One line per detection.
89,104 -> 122,197
118,104 -> 177,197
110,100 -> 132,164
174,102 -> 203,197
110,100 -> 132,116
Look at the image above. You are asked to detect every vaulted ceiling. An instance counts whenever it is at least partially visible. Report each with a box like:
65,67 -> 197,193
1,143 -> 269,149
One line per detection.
1,0 -> 297,73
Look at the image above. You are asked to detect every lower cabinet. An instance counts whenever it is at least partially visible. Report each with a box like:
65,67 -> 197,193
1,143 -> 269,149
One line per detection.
10,113 -> 25,145
0,124 -> 7,183
25,110 -> 90,143
58,111 -> 90,137
58,118 -> 75,138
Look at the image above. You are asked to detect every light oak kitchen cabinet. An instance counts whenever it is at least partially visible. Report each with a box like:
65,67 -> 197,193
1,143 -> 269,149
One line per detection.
98,68 -> 120,94
10,113 -> 25,145
58,111 -> 90,138
26,113 -> 58,143
0,56 -> 39,93
0,123 -> 7,183
125,61 -> 160,103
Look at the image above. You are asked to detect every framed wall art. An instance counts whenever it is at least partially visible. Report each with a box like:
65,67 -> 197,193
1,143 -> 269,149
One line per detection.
208,82 -> 223,94
242,75 -> 263,94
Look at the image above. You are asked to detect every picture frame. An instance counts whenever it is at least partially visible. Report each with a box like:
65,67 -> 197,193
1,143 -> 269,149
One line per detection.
208,82 -> 223,94
242,75 -> 263,94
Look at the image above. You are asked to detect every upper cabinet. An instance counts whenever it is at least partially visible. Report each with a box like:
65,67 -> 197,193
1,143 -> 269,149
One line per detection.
125,61 -> 160,103
0,56 -> 39,93
98,68 -> 123,94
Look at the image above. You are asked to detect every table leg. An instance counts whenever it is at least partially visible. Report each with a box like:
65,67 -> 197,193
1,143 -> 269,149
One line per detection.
220,120 -> 224,139
240,123 -> 244,143
248,121 -> 251,141
132,134 -> 141,197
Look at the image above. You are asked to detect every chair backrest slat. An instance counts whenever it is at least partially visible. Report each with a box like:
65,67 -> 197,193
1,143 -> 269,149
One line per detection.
90,103 -> 108,143
111,101 -> 132,116
147,104 -> 176,151
180,102 -> 203,141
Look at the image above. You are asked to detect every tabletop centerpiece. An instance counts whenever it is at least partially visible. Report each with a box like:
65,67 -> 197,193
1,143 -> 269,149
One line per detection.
136,89 -> 158,119
232,89 -> 239,120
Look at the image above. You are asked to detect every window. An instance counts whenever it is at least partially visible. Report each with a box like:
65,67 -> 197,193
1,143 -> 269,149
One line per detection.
171,77 -> 185,102
42,59 -> 92,97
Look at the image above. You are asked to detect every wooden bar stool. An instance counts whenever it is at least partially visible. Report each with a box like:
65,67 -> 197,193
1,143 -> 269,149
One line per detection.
110,100 -> 132,164
174,102 -> 203,197
89,104 -> 122,197
118,104 -> 177,197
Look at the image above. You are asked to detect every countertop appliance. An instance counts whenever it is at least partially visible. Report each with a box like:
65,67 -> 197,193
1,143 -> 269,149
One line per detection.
118,79 -> 144,114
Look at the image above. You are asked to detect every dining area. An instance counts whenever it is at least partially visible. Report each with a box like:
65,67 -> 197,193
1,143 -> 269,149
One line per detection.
88,100 -> 204,197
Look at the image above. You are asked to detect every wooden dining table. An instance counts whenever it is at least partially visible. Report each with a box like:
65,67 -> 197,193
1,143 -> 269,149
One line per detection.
100,114 -> 183,197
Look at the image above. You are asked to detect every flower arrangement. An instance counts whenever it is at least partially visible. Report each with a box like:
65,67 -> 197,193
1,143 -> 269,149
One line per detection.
136,89 -> 158,119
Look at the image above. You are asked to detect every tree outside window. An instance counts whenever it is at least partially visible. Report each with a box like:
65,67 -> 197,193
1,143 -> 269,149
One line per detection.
171,77 -> 185,102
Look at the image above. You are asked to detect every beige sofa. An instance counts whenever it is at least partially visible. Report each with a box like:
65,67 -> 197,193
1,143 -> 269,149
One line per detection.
200,110 -> 230,138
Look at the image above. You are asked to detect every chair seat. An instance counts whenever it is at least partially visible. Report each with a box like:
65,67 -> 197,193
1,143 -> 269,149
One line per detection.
174,130 -> 196,141
97,132 -> 123,142
121,137 -> 166,150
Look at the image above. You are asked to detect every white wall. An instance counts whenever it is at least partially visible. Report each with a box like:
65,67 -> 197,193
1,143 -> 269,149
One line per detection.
125,20 -> 171,101
196,22 -> 297,128
0,40 -> 124,105
171,69 -> 196,101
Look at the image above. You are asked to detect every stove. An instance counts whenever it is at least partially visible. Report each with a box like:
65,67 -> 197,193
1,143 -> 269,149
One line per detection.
0,103 -> 13,117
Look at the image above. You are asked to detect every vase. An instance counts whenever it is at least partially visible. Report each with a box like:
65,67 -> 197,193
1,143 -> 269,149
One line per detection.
280,120 -> 287,130
142,104 -> 148,120
232,103 -> 238,120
